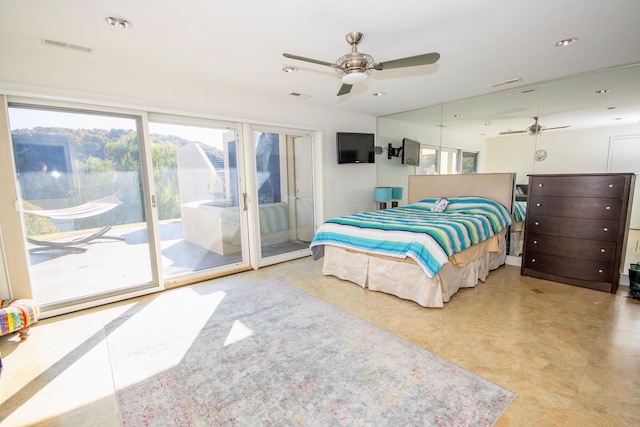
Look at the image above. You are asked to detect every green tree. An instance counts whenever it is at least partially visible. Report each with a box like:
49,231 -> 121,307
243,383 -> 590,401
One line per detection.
21,200 -> 58,236
150,141 -> 180,220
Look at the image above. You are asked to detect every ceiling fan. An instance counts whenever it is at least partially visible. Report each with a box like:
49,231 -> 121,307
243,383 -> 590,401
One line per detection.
499,116 -> 570,135
283,32 -> 440,96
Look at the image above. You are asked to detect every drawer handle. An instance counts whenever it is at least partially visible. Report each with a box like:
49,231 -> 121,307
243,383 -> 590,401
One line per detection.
536,203 -> 541,207
531,258 -> 536,263
603,227 -> 609,232
606,206 -> 611,210
533,240 -> 538,244
609,184 -> 613,188
601,248 -> 605,253
538,183 -> 543,188
598,269 -> 604,273
534,221 -> 540,226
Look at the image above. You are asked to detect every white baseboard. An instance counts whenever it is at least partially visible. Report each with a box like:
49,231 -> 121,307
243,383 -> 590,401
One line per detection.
505,255 -> 521,267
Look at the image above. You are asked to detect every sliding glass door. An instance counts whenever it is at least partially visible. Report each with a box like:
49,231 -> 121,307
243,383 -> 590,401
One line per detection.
8,104 -> 157,308
1,99 -> 316,315
148,115 -> 248,284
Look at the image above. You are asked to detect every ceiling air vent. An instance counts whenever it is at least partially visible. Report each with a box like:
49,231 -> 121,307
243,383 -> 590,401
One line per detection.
42,39 -> 93,54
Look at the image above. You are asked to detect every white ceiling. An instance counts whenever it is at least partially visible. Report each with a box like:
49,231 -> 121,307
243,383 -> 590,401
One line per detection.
0,0 -> 639,120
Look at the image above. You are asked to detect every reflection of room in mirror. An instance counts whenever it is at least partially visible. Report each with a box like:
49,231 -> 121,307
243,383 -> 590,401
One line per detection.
377,64 -> 640,274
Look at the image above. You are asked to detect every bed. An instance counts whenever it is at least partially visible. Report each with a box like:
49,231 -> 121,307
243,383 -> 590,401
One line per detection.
310,173 -> 516,308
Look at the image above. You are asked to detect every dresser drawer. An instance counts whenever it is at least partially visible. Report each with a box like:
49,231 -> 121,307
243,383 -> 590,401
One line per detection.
528,196 -> 622,219
526,215 -> 619,241
523,252 -> 613,282
525,233 -> 617,262
529,175 -> 627,198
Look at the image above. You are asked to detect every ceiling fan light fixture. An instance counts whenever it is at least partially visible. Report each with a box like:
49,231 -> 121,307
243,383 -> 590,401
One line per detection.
341,71 -> 370,85
335,52 -> 375,84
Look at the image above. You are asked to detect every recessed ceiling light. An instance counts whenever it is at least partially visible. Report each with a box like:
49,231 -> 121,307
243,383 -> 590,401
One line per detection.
105,16 -> 131,28
555,37 -> 578,47
373,92 -> 386,97
282,66 -> 296,73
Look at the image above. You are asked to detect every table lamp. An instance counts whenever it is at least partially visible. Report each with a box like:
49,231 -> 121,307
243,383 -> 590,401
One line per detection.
374,187 -> 392,210
391,187 -> 403,208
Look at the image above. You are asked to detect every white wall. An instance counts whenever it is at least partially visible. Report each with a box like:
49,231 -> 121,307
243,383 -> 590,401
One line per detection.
484,124 -> 640,182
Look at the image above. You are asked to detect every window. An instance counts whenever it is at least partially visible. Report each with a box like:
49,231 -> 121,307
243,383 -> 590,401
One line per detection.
416,143 -> 478,175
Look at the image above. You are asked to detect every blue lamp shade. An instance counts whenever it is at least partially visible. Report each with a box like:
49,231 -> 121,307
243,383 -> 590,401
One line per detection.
391,187 -> 403,200
374,187 -> 392,202
374,187 -> 392,209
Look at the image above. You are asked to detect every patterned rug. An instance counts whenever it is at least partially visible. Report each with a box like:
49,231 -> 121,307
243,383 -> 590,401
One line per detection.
108,279 -> 515,426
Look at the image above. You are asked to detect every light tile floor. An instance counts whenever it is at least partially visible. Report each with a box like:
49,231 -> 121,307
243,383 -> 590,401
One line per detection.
1,258 -> 639,426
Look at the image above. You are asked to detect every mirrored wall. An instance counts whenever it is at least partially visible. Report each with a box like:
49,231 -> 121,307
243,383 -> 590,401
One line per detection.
377,64 -> 640,271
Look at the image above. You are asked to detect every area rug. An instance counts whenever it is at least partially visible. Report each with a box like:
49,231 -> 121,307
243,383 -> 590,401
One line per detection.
108,279 -> 515,426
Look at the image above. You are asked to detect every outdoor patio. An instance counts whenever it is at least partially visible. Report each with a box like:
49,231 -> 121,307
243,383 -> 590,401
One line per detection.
27,221 -> 308,307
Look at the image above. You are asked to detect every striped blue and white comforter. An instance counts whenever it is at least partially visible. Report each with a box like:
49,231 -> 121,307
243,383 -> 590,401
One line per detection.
513,200 -> 527,223
310,197 -> 512,278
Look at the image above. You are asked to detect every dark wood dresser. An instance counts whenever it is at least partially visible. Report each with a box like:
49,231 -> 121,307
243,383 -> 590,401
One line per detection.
521,173 -> 635,293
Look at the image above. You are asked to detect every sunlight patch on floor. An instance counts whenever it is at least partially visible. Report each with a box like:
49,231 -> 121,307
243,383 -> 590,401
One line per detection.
106,287 -> 226,388
224,319 -> 254,347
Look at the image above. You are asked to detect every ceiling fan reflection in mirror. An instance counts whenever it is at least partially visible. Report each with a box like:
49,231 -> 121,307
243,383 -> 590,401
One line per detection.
283,32 -> 440,96
499,116 -> 570,136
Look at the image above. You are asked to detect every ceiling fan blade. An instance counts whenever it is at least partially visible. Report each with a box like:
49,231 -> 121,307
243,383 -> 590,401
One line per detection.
283,53 -> 335,68
374,52 -> 440,71
545,125 -> 571,131
337,84 -> 353,96
499,130 -> 526,135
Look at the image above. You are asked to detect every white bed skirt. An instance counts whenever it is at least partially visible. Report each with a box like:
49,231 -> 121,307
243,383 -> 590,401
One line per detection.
322,237 -> 506,308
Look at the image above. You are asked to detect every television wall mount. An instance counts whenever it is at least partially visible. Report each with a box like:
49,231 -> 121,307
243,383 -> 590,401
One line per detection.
387,143 -> 402,159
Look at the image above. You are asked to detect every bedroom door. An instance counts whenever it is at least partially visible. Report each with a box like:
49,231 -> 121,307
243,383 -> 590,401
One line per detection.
608,135 -> 640,274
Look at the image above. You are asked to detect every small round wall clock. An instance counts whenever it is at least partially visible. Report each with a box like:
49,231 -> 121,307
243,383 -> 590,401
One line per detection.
534,149 -> 548,161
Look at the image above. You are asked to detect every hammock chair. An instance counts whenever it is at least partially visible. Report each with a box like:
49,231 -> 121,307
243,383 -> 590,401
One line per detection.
23,195 -> 126,253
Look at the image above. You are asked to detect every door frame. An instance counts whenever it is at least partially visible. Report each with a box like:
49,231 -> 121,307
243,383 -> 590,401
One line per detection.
0,95 -> 325,317
1,96 -> 167,317
245,124 -> 323,269
147,112 -> 253,288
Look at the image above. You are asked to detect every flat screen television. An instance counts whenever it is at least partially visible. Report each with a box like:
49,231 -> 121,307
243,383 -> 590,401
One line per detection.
401,138 -> 421,166
336,132 -> 375,164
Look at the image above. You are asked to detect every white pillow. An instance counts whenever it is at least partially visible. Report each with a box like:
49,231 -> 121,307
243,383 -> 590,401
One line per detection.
431,197 -> 449,213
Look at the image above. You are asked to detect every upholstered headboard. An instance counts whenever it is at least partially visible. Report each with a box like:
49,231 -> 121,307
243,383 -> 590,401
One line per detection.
407,173 -> 516,210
